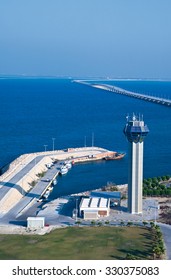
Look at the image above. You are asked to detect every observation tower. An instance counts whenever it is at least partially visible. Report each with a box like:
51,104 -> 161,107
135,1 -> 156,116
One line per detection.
123,114 -> 149,214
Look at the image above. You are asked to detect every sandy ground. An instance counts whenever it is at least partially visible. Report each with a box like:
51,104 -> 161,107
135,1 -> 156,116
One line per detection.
112,184 -> 171,225
0,224 -> 64,235
158,197 -> 171,225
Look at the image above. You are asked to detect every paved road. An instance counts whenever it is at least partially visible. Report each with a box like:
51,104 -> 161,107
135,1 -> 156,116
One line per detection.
0,162 -> 60,223
158,222 -> 171,260
0,155 -> 44,199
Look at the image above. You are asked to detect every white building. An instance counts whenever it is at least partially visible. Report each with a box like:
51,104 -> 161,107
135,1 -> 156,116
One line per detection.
79,197 -> 110,220
27,217 -> 45,229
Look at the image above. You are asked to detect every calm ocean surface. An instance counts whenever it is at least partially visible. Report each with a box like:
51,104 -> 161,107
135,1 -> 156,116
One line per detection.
0,77 -> 171,198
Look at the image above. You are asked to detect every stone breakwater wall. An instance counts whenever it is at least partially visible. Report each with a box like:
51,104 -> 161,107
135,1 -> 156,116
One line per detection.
0,153 -> 34,182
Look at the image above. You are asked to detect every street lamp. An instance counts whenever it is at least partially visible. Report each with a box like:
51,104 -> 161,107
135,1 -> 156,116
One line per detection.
76,198 -> 78,222
21,176 -> 24,196
20,162 -> 25,196
154,201 -> 158,226
44,145 -> 48,152
148,202 -> 158,225
52,138 -> 56,152
84,136 -> 87,147
92,132 -> 94,147
34,157 -> 37,176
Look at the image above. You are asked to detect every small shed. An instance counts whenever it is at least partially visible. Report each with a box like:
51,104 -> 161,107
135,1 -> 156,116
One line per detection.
27,217 -> 45,229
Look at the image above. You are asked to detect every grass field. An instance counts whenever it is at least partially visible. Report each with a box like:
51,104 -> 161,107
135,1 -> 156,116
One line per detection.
0,226 -> 154,260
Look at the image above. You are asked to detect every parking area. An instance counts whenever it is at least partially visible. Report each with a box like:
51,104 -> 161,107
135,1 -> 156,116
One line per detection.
34,195 -> 159,226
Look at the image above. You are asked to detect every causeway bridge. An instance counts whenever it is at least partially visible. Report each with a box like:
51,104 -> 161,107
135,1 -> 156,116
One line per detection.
91,83 -> 171,107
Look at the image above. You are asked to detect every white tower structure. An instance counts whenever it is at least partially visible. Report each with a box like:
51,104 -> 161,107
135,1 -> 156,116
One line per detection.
123,114 -> 149,214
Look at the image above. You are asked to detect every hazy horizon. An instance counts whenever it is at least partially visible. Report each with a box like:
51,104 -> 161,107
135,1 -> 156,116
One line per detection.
1,0 -> 171,79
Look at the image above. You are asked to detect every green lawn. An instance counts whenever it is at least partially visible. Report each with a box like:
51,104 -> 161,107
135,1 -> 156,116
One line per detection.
0,226 -> 154,260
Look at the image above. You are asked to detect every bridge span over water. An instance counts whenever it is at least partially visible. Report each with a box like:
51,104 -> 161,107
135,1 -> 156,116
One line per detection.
91,83 -> 171,107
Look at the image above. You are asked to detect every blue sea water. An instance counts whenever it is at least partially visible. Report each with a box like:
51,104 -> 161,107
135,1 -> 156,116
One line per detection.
0,77 -> 171,198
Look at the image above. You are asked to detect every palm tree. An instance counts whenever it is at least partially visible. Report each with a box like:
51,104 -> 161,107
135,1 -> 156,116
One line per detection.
159,245 -> 165,256
143,221 -> 148,227
156,231 -> 162,239
153,246 -> 162,259
75,220 -> 81,226
120,221 -> 124,226
91,220 -> 96,226
150,221 -> 155,229
127,221 -> 133,227
155,225 -> 160,231
125,253 -> 137,260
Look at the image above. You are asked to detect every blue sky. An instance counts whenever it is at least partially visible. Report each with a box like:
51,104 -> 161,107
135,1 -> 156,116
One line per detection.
1,0 -> 171,78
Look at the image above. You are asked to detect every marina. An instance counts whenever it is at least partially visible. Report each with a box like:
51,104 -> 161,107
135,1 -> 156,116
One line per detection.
0,146 -> 125,217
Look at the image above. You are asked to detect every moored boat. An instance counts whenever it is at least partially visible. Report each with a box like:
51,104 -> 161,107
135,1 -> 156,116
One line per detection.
43,189 -> 51,199
52,179 -> 57,185
59,166 -> 68,175
48,185 -> 54,191
64,160 -> 72,169
104,152 -> 126,160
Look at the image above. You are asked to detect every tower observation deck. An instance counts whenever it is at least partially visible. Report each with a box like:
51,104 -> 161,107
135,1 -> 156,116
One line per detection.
124,114 -> 149,214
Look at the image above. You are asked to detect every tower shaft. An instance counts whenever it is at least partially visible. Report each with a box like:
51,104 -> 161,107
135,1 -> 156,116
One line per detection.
128,142 -> 143,213
124,114 -> 149,214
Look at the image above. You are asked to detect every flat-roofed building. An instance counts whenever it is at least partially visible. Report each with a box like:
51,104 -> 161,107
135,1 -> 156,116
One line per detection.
79,197 -> 110,220
91,191 -> 121,206
27,217 -> 45,229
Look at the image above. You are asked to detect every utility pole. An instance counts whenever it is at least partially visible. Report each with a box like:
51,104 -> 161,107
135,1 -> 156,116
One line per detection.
76,198 -> 78,222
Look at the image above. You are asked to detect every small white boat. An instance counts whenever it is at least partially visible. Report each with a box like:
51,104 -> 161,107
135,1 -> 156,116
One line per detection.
48,185 -> 54,191
59,166 -> 68,175
64,161 -> 72,169
52,179 -> 57,185
43,190 -> 50,199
